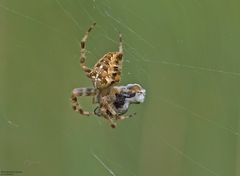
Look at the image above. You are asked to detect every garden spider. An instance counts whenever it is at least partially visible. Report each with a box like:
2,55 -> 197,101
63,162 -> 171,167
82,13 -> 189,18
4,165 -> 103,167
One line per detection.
71,22 -> 145,128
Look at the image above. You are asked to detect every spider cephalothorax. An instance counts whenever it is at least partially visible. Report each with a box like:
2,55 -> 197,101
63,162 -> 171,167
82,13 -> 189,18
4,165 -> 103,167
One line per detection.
71,23 -> 146,128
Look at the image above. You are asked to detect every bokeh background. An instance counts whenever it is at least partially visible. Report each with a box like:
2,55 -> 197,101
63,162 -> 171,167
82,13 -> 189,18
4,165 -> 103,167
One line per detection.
1,0 -> 240,176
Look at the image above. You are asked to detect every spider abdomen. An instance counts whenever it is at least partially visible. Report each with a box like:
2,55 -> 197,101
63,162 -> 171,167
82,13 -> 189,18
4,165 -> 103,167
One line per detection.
91,52 -> 123,89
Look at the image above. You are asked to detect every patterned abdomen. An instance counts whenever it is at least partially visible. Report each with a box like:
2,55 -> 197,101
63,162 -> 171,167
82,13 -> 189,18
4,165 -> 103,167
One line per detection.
90,52 -> 123,89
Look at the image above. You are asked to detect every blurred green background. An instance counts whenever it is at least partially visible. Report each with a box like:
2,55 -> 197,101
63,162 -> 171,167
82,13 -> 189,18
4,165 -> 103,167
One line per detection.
1,0 -> 240,175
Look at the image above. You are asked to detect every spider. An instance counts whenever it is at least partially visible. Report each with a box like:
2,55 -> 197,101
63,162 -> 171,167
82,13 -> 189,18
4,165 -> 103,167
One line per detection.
71,22 -> 146,128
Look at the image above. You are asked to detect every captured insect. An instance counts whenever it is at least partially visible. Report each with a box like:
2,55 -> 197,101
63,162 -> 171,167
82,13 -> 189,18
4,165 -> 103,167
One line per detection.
71,22 -> 146,128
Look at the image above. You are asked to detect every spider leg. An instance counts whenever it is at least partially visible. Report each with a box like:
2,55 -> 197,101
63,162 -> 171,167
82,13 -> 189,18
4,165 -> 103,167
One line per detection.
80,22 -> 96,78
101,110 -> 117,128
99,97 -> 117,128
105,102 -> 118,116
119,33 -> 123,54
95,105 -> 118,128
71,87 -> 96,116
117,112 -> 137,120
100,96 -> 118,115
92,94 -> 99,104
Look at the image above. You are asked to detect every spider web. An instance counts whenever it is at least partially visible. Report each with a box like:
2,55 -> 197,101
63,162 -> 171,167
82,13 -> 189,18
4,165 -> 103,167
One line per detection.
0,0 -> 240,176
